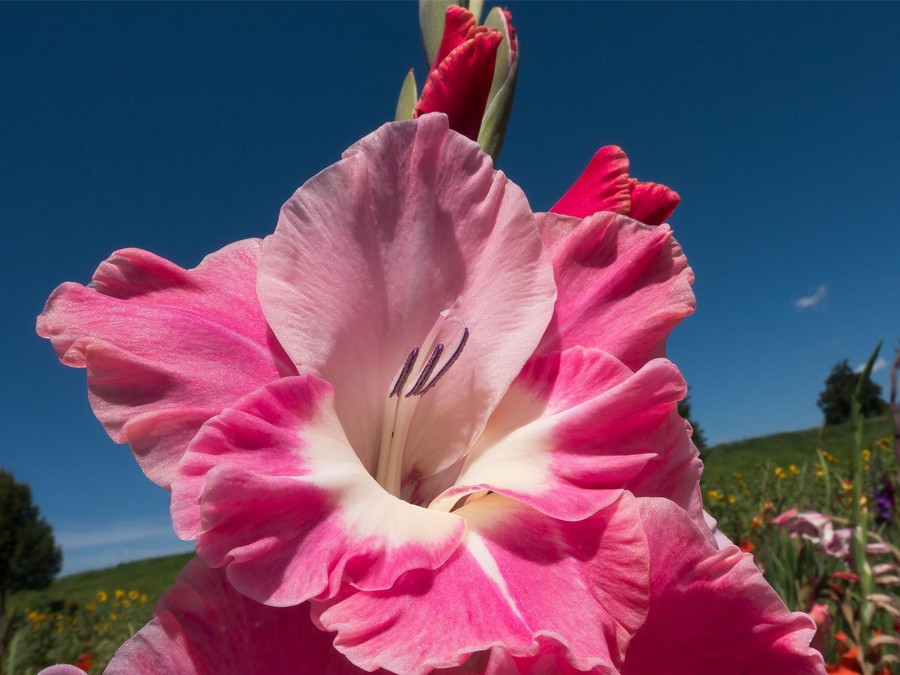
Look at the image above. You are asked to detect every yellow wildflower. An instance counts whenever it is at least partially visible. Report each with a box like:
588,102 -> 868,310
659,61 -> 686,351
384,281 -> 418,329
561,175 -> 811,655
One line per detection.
115,589 -> 125,600
727,495 -> 736,504
705,489 -> 722,500
750,515 -> 763,529
122,599 -> 131,609
110,612 -> 118,621
862,449 -> 871,462
139,593 -> 149,604
816,470 -> 824,478
85,602 -> 96,613
128,589 -> 140,600
96,590 -> 108,603
789,464 -> 800,476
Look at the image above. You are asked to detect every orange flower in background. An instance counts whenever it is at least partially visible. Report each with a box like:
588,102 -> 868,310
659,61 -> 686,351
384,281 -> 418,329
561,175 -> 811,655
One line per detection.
75,653 -> 93,671
739,539 -> 755,553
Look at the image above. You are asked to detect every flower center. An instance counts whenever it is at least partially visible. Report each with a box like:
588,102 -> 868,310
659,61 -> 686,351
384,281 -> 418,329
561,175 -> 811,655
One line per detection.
375,302 -> 469,497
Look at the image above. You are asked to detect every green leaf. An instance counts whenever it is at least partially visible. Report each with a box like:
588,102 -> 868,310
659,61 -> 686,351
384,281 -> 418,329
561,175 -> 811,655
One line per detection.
419,0 -> 456,68
395,69 -> 418,121
467,0 -> 484,24
477,7 -> 518,162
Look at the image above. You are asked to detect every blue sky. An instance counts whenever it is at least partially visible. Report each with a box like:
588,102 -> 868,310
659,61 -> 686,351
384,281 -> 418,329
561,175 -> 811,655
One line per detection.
3,2 -> 899,574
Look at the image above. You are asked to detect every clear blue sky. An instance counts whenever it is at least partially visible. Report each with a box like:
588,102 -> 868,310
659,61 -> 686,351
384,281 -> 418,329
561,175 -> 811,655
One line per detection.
3,2 -> 899,574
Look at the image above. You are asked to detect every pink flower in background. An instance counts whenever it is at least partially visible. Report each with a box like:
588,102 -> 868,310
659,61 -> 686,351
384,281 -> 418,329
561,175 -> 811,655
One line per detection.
551,145 -> 681,225
38,115 -> 820,672
772,509 -> 853,561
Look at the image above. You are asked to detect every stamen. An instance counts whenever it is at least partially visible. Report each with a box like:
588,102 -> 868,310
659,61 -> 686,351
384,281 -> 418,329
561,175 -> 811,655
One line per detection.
405,343 -> 444,397
416,327 -> 469,396
389,346 -> 420,398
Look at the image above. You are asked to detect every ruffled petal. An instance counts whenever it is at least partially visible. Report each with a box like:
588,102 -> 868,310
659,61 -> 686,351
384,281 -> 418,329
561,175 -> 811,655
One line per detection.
172,376 -> 466,606
102,558 -> 370,674
313,494 -> 649,675
535,211 -> 694,370
550,145 -> 631,219
258,115 -> 556,493
621,498 -> 824,675
628,179 -> 680,226
36,240 -> 294,488
431,5 -> 477,69
432,347 -> 687,521
415,30 -> 504,141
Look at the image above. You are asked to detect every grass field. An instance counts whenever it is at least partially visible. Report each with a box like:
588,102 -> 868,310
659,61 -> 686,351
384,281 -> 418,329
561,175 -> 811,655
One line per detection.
700,414 -> 894,487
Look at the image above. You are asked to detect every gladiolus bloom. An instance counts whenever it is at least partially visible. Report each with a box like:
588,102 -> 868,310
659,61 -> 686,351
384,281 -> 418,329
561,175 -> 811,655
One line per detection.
38,115 -> 821,673
551,145 -> 681,225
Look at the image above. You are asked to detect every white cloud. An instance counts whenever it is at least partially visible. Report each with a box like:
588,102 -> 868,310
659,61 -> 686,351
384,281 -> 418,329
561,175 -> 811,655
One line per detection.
55,517 -> 193,575
794,284 -> 827,309
57,520 -> 177,549
855,356 -> 888,374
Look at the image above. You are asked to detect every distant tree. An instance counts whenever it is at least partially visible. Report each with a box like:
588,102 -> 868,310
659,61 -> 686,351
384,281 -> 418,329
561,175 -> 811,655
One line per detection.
817,359 -> 888,425
0,469 -> 62,615
678,391 -> 707,451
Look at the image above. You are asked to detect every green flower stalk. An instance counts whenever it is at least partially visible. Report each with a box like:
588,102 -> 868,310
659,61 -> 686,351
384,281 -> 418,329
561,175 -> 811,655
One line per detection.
852,342 -> 882,641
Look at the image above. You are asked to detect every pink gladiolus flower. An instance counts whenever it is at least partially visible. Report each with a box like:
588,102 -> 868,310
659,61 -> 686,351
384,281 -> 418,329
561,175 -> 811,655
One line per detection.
414,5 -> 511,141
551,145 -> 681,225
772,509 -> 857,563
38,115 -> 820,672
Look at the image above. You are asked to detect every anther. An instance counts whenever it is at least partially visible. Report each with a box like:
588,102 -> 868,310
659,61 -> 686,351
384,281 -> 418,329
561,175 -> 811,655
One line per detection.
405,343 -> 444,397
389,346 -> 419,398
416,327 -> 469,396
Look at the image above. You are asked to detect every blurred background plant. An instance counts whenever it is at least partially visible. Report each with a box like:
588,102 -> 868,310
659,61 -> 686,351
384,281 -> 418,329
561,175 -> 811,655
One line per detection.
704,345 -> 900,674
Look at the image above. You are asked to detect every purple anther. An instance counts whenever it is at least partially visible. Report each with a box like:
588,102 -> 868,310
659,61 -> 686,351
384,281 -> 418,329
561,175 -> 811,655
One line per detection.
417,327 -> 469,396
389,346 -> 420,398
405,343 -> 444,397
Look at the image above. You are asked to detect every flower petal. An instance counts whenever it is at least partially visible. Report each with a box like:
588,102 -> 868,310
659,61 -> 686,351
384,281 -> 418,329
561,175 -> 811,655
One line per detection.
102,558 -> 370,674
621,498 -> 824,674
431,5 -> 477,69
36,240 -> 293,488
172,376 -> 466,606
415,31 -> 504,140
313,494 -> 649,674
550,145 -> 631,219
432,347 -> 687,521
258,115 -> 556,491
628,178 -> 680,226
535,211 -> 694,370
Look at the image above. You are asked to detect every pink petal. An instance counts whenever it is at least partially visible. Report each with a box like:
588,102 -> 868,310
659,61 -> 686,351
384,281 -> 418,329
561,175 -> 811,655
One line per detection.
36,240 -> 294,488
38,668 -> 85,675
102,558 -> 370,674
535,211 -> 694,371
550,145 -> 631,219
621,498 -> 823,674
258,115 -> 556,493
415,31 -> 503,140
172,376 -> 466,606
628,178 -> 680,226
313,494 -> 649,674
433,347 -> 687,521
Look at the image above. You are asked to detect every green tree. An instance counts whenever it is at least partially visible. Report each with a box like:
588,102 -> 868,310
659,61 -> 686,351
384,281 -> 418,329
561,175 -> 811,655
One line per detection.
678,391 -> 707,451
817,359 -> 888,425
0,469 -> 62,615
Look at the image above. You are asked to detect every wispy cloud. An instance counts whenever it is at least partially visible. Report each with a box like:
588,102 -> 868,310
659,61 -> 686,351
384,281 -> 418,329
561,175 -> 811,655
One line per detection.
794,284 -> 827,310
855,356 -> 888,374
55,517 -> 193,575
57,521 -> 177,550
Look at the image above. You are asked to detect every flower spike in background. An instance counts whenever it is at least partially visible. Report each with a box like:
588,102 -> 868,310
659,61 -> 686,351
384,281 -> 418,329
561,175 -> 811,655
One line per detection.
399,1 -> 518,161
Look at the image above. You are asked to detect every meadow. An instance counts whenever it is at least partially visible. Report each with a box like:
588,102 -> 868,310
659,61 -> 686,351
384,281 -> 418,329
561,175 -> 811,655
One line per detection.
3,416 -> 898,673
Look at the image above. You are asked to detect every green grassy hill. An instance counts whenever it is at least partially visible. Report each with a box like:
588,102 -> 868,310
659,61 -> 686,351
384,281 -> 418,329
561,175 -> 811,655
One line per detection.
10,416 -> 894,610
10,552 -> 192,613
700,415 -> 894,487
